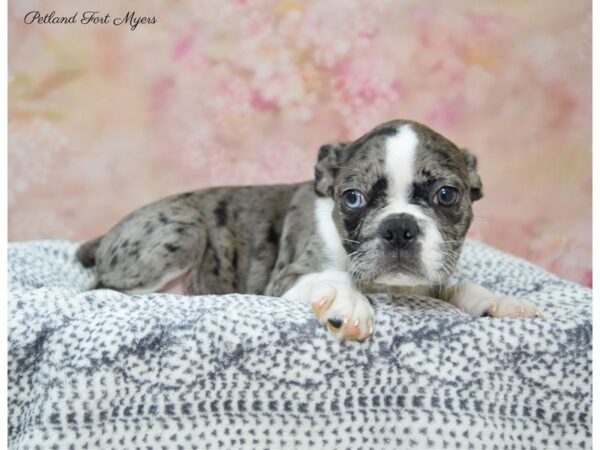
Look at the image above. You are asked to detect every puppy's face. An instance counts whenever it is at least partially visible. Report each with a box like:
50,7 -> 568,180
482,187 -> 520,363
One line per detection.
314,120 -> 482,286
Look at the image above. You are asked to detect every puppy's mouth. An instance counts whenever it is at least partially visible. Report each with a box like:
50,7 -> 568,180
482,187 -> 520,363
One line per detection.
347,237 -> 457,287
347,238 -> 424,283
387,250 -> 426,276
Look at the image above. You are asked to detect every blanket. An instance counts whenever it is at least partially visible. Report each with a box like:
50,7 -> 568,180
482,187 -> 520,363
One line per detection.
8,240 -> 592,449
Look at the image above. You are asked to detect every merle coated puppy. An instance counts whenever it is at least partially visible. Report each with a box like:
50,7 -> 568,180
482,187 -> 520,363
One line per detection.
77,119 -> 541,340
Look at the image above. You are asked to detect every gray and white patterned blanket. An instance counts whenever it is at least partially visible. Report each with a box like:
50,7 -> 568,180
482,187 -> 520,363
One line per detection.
8,240 -> 592,450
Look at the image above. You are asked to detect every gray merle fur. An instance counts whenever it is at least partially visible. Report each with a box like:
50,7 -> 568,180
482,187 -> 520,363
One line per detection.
77,119 -> 483,296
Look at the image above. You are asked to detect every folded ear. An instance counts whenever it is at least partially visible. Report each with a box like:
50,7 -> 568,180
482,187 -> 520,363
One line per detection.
314,142 -> 349,197
462,149 -> 483,202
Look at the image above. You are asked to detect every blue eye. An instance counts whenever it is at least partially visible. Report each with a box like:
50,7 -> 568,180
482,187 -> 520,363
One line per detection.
344,190 -> 366,209
436,186 -> 459,206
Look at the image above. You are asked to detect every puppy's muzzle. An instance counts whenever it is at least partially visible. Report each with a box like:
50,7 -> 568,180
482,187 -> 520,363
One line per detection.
378,213 -> 421,250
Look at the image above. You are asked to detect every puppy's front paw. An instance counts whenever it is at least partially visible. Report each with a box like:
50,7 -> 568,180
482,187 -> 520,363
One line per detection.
479,296 -> 543,319
310,282 -> 374,340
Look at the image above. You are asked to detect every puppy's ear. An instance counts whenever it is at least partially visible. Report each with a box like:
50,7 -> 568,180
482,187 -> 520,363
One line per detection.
462,149 -> 483,202
314,142 -> 349,197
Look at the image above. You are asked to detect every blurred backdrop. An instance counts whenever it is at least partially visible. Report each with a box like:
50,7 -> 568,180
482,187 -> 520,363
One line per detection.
8,0 -> 591,285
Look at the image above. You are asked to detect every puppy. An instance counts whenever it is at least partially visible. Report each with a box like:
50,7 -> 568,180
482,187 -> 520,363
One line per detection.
77,119 -> 541,340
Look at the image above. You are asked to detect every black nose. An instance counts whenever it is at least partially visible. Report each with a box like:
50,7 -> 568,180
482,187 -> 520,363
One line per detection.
378,213 -> 420,249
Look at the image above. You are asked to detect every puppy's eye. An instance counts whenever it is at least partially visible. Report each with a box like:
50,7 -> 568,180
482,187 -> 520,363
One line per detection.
344,190 -> 366,210
435,186 -> 459,206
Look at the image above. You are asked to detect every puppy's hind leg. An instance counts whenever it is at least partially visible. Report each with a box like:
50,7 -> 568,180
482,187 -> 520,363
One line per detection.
76,236 -> 103,268
96,230 -> 207,295
91,204 -> 206,294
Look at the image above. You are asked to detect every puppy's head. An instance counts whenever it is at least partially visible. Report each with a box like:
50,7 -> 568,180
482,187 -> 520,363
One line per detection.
314,119 -> 482,286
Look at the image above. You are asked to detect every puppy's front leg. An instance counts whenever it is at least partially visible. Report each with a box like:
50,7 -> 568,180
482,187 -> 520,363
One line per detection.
283,270 -> 374,340
441,282 -> 543,318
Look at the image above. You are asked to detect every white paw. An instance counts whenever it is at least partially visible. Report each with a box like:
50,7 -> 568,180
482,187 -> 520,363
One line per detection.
309,281 -> 375,340
447,283 -> 544,319
463,295 -> 543,319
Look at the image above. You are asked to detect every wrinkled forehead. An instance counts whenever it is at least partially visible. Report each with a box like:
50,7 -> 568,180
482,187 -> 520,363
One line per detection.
335,127 -> 394,190
337,121 -> 465,192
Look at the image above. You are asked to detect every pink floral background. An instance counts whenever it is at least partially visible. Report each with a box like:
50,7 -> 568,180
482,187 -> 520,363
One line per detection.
8,0 -> 591,286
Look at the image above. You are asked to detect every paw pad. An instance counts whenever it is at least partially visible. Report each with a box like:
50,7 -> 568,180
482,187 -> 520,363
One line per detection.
327,318 -> 344,329
310,283 -> 374,340
480,297 -> 543,319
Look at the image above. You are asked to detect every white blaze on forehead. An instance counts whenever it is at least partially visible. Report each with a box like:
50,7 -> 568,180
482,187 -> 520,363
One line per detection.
378,124 -> 445,284
385,124 -> 418,201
